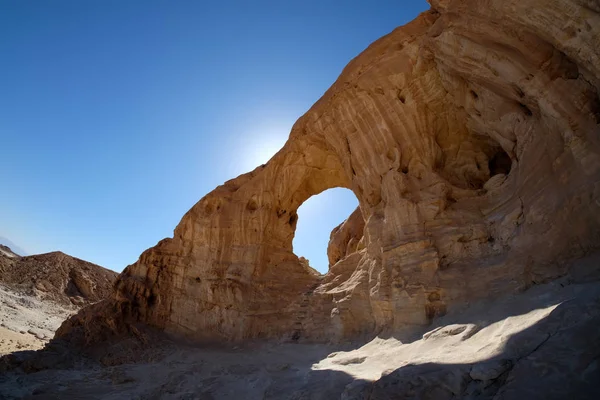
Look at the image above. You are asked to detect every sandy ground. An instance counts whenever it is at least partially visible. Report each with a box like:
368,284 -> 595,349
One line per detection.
0,283 -> 76,356
0,326 -> 44,354
1,277 -> 598,399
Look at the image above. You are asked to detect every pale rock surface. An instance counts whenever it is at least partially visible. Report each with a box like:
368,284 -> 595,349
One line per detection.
57,0 -> 600,345
0,283 -> 74,356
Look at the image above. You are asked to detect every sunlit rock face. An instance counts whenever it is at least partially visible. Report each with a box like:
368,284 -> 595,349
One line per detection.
327,207 -> 365,268
58,0 -> 600,344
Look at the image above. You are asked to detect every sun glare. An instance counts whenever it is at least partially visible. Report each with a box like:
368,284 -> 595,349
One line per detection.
234,124 -> 289,174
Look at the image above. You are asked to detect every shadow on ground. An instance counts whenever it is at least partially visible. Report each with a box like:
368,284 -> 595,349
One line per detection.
344,283 -> 600,400
1,260 -> 599,399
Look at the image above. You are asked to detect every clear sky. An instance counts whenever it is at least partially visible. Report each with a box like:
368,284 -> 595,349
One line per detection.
0,0 -> 429,273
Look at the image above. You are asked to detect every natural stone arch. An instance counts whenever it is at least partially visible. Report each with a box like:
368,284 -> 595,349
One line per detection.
59,0 -> 600,347
111,132 -> 359,341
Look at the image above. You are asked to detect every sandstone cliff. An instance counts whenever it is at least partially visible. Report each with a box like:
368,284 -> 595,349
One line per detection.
58,0 -> 600,344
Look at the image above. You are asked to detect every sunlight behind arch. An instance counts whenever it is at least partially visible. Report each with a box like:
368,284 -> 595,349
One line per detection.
229,121 -> 290,175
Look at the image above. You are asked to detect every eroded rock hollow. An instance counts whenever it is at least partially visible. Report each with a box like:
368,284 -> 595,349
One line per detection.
58,0 -> 600,344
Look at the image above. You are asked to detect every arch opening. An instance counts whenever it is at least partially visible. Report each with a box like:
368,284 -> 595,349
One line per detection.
292,188 -> 360,274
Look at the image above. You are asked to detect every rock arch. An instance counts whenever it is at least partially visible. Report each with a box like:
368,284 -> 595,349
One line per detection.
112,133 -> 361,341
59,0 -> 600,345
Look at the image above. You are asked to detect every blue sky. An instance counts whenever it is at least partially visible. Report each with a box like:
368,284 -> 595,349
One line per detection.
0,1 -> 429,272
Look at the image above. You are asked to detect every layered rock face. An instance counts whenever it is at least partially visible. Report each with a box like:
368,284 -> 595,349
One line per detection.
327,207 -> 365,267
59,0 -> 600,344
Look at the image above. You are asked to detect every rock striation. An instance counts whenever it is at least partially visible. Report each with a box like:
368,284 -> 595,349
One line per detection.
58,0 -> 600,345
327,207 -> 365,268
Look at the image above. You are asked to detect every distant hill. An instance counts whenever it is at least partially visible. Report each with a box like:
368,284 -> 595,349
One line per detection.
0,247 -> 118,306
0,236 -> 28,256
0,244 -> 20,259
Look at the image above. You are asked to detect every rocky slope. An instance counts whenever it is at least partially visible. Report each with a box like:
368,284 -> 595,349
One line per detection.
57,0 -> 600,346
0,284 -> 75,354
0,245 -> 20,259
0,247 -> 117,357
0,248 -> 117,307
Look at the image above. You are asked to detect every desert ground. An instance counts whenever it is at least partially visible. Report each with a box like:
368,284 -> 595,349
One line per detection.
1,270 -> 598,399
0,283 -> 77,356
